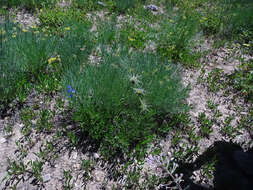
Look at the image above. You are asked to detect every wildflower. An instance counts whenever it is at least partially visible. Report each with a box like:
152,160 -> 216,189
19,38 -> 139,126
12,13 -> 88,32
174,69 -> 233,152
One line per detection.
12,34 -> 16,38
64,27 -> 71,31
128,36 -> 135,41
48,56 -> 61,64
22,29 -> 28,33
31,25 -> 37,29
67,85 -> 76,98
133,88 -> 145,96
129,74 -> 141,85
139,98 -> 149,112
243,43 -> 251,47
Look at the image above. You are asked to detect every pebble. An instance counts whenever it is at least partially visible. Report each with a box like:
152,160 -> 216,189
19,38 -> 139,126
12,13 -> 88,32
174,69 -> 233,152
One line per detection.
93,170 -> 105,182
94,153 -> 99,159
144,4 -> 159,11
42,174 -> 51,183
72,152 -> 78,160
0,137 -> 6,144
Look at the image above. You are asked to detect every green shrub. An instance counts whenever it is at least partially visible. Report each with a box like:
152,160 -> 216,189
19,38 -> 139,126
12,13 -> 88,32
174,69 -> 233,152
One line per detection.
229,60 -> 253,102
0,21 -> 56,107
156,15 -> 199,65
38,8 -> 87,28
119,24 -> 147,49
71,0 -> 99,11
199,0 -> 253,40
113,0 -> 137,13
64,47 -> 189,157
0,0 -> 57,9
0,17 -> 93,112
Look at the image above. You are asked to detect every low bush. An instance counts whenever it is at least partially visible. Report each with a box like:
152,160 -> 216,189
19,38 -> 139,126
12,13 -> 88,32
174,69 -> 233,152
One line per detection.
0,21 -> 57,107
156,14 -> 199,65
64,47 -> 189,157
38,8 -> 87,29
0,0 -> 57,9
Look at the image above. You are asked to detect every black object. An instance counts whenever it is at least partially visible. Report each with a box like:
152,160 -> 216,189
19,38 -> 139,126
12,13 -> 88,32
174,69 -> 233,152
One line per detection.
179,141 -> 253,190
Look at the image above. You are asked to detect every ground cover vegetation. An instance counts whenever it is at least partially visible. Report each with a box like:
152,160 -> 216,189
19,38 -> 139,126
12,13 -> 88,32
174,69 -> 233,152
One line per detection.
0,0 -> 252,189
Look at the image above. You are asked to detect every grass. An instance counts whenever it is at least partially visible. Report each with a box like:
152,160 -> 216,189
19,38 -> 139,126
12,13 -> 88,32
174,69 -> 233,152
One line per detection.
0,0 -> 253,189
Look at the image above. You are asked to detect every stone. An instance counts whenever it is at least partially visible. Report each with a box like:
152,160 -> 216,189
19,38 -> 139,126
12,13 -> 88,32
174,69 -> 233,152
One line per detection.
93,170 -> 105,182
0,137 -> 6,144
42,174 -> 51,183
72,152 -> 78,160
93,153 -> 99,159
144,4 -> 159,12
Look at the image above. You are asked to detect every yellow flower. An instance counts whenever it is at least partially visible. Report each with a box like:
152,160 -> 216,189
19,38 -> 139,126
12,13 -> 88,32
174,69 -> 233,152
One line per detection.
48,56 -> 61,64
64,27 -> 71,31
22,29 -> 28,32
128,36 -> 135,41
31,25 -> 37,29
33,31 -> 39,35
0,29 -> 6,35
12,34 -> 16,38
243,43 -> 251,47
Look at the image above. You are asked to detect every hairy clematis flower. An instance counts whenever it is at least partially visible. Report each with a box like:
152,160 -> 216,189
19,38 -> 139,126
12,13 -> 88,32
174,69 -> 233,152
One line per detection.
133,88 -> 145,96
129,74 -> 141,85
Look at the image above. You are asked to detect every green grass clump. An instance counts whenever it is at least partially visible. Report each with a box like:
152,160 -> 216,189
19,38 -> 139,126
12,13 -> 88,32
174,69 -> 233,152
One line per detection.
113,0 -> 138,13
200,0 -> 253,39
0,21 -> 58,108
64,47 -> 189,157
38,8 -> 87,29
71,0 -> 100,11
0,0 -> 57,9
156,15 -> 199,66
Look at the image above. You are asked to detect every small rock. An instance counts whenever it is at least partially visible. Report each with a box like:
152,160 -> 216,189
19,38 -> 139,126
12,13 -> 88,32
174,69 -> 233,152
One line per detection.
93,170 -> 105,182
0,137 -> 6,144
72,152 -> 78,160
94,153 -> 99,159
42,174 -> 51,183
144,4 -> 159,11
98,1 -> 106,6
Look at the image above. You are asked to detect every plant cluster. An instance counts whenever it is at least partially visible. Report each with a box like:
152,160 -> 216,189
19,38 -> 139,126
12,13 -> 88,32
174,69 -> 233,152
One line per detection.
64,47 -> 189,157
0,0 -> 57,9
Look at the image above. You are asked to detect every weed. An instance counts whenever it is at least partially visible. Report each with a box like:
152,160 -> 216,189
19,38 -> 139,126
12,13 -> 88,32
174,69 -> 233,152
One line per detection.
0,0 -> 57,9
63,170 -> 74,190
206,68 -> 225,92
64,47 -> 189,157
198,112 -> 213,138
156,14 -> 199,66
229,60 -> 253,102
